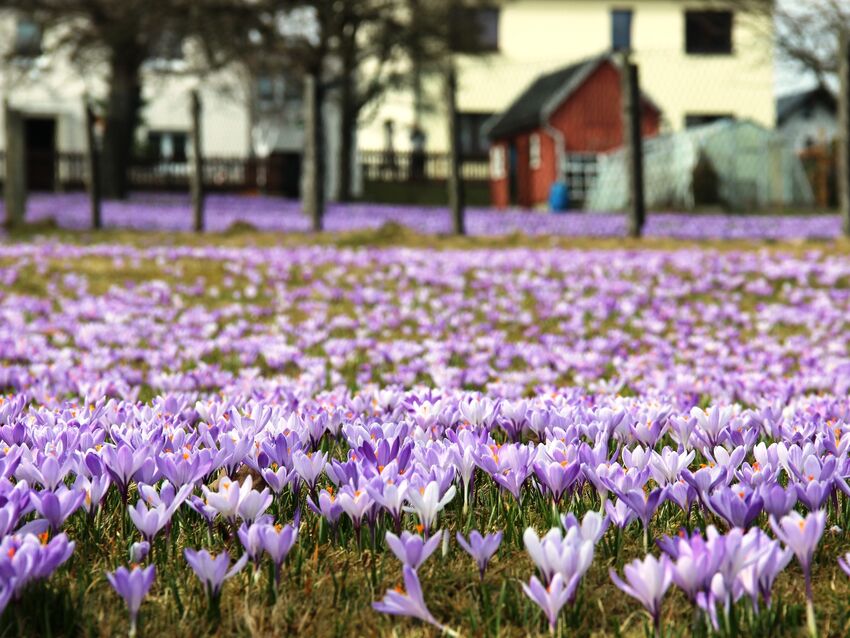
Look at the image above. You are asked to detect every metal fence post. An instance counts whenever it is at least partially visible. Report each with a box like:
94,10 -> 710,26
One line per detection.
190,90 -> 205,233
446,63 -> 465,236
85,99 -> 102,230
621,52 -> 646,238
839,31 -> 850,236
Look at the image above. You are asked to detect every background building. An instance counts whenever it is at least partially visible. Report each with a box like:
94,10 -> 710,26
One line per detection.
0,13 -> 355,199
359,0 -> 775,159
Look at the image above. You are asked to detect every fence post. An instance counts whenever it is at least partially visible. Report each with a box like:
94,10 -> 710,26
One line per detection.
839,31 -> 850,236
3,100 -> 26,229
445,63 -> 465,235
620,53 -> 645,238
189,90 -> 205,233
303,73 -> 325,232
84,99 -> 102,230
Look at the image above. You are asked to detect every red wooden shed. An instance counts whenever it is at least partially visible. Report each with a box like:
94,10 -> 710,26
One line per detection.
484,53 -> 662,209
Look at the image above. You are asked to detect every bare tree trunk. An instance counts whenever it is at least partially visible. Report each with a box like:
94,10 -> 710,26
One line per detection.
303,73 -> 325,232
445,64 -> 465,235
3,101 -> 25,229
84,99 -> 102,230
101,52 -> 141,200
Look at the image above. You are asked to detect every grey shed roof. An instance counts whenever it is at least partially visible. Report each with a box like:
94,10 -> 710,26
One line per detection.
776,86 -> 836,126
484,55 -> 607,140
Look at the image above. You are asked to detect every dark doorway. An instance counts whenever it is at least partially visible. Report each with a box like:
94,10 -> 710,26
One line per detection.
266,151 -> 302,198
508,143 -> 518,206
24,117 -> 56,191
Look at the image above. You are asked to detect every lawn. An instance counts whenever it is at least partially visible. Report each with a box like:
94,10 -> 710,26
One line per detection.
2,226 -> 850,637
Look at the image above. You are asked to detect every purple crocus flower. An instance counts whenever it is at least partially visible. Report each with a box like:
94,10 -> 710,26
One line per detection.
560,511 -> 609,544
738,530 -> 792,613
707,486 -> 763,529
261,463 -> 297,495
611,487 -> 666,550
456,530 -> 502,579
237,485 -> 273,526
760,483 -> 797,519
366,479 -> 408,531
128,501 -> 172,543
770,509 -> 826,637
403,482 -> 456,536
307,488 -> 343,524
292,450 -> 327,492
184,548 -> 248,599
130,541 -> 150,563
260,523 -> 298,586
0,532 -> 75,606
31,487 -> 85,533
795,479 -> 833,512
610,554 -> 672,636
100,445 -> 150,502
385,530 -> 442,571
237,521 -> 268,567
157,451 -> 212,488
373,565 -> 456,636
533,460 -> 580,504
74,474 -> 111,516
522,572 -> 571,633
523,527 -> 593,595
106,564 -> 156,637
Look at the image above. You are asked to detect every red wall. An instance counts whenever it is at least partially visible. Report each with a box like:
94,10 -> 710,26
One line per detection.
490,142 -> 509,209
491,60 -> 661,209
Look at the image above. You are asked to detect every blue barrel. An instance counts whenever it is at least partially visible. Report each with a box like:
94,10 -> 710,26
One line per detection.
549,181 -> 570,213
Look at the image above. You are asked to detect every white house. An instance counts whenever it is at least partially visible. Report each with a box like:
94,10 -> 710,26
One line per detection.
0,12 -> 354,198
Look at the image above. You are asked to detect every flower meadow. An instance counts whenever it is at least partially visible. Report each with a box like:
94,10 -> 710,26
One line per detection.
14,191 -> 843,240
3,237 -> 850,636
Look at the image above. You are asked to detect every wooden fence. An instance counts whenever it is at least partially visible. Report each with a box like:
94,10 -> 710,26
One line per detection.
799,144 -> 836,209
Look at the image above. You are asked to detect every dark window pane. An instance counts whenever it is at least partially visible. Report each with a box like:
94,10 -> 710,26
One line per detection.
611,10 -> 633,51
257,76 -> 275,102
685,113 -> 734,128
15,19 -> 42,57
685,11 -> 733,54
172,133 -> 188,162
147,130 -> 188,161
458,112 -> 494,156
451,7 -> 499,53
152,31 -> 184,61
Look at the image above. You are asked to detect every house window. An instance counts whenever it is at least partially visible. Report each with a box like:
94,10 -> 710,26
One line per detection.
151,31 -> 184,61
458,112 -> 494,157
611,9 -> 633,52
257,75 -> 276,104
490,146 -> 506,180
685,11 -> 733,55
685,113 -> 734,128
564,153 -> 599,205
529,134 -> 542,170
147,130 -> 188,162
451,7 -> 500,53
14,18 -> 42,58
